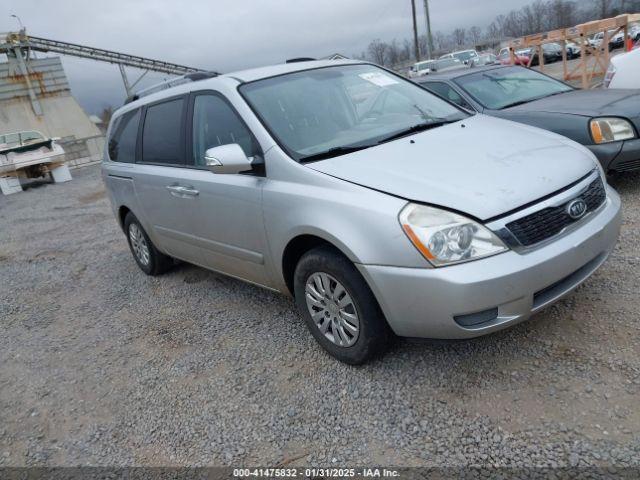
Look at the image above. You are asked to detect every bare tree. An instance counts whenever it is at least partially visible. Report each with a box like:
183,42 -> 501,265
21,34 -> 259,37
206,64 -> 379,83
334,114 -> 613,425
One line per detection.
417,34 -> 428,59
549,0 -> 576,29
485,21 -> 502,40
367,39 -> 388,65
494,14 -> 508,35
592,0 -> 614,17
452,28 -> 466,46
531,0 -> 547,32
387,39 -> 401,66
402,39 -> 412,62
520,5 -> 534,33
469,26 -> 482,46
502,10 -> 524,37
433,31 -> 448,52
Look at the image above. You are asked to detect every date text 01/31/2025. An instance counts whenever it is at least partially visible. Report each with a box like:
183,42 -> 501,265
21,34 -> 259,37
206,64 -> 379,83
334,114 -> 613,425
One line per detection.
233,468 -> 400,477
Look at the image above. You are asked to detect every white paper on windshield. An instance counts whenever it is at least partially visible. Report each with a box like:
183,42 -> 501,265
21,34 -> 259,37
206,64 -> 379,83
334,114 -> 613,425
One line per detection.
358,72 -> 398,86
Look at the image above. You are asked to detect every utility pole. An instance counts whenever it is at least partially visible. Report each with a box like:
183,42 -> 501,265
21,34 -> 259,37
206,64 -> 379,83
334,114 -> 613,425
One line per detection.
423,0 -> 434,59
411,0 -> 420,62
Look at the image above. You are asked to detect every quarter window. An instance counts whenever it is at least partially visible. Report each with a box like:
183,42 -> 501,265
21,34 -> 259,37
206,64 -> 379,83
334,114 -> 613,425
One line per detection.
142,98 -> 184,164
191,94 -> 259,166
424,82 -> 472,110
108,109 -> 140,163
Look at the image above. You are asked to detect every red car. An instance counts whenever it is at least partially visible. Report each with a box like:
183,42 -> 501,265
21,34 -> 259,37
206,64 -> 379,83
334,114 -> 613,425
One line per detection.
497,48 -> 530,66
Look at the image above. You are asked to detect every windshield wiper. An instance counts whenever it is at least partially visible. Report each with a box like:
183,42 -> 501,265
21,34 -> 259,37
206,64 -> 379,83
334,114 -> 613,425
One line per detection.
499,99 -> 533,109
299,145 -> 375,163
376,120 -> 455,144
298,119 -> 458,162
500,90 -> 570,110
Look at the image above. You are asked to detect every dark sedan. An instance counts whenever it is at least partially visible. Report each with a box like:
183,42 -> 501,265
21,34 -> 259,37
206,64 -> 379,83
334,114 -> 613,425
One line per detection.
417,65 -> 640,172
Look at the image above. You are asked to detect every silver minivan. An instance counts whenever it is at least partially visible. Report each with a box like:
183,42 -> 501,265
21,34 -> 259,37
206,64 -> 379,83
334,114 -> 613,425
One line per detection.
102,60 -> 621,364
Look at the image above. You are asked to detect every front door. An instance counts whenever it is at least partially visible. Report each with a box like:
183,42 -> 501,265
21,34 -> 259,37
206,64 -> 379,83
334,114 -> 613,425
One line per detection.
185,91 -> 271,287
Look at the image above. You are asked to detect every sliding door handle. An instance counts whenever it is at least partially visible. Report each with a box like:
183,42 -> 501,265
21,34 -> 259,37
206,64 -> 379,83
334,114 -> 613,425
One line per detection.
180,187 -> 199,196
166,185 -> 199,197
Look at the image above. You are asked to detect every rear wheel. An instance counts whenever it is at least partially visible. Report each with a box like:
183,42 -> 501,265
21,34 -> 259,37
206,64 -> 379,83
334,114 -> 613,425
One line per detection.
293,246 -> 392,364
124,212 -> 173,276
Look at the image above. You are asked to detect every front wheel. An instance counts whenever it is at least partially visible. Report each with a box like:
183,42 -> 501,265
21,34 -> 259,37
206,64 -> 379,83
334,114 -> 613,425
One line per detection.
293,246 -> 392,364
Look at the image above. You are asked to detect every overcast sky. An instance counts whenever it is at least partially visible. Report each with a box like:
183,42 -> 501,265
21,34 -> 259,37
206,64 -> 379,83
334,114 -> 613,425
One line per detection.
2,0 -> 532,114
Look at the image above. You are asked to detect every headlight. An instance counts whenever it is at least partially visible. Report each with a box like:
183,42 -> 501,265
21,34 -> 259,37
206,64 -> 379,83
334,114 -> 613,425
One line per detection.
399,204 -> 508,267
590,117 -> 635,143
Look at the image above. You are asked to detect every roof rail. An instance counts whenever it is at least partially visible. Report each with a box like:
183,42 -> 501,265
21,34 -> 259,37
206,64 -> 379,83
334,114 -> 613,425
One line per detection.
124,71 -> 220,104
285,57 -> 316,63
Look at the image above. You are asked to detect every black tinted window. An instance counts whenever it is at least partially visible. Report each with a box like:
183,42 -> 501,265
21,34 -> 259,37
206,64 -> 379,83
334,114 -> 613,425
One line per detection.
108,109 -> 140,162
142,98 -> 184,164
423,82 -> 471,109
191,94 -> 259,166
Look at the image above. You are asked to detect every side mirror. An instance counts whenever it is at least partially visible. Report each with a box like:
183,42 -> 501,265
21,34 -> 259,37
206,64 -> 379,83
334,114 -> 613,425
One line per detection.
204,144 -> 254,174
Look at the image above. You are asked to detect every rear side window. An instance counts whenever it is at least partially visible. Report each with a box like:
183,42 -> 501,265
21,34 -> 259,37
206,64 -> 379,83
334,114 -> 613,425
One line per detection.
142,98 -> 184,165
108,109 -> 140,163
191,94 -> 259,166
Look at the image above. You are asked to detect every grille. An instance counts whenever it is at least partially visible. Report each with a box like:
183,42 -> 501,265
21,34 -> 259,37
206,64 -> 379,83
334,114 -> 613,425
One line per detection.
506,177 -> 606,247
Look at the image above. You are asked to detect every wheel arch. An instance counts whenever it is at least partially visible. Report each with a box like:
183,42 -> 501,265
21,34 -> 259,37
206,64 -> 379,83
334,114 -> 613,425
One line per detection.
117,205 -> 132,232
280,232 -> 358,298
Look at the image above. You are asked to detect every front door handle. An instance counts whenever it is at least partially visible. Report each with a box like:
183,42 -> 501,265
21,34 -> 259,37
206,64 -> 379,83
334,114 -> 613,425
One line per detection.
166,185 -> 199,197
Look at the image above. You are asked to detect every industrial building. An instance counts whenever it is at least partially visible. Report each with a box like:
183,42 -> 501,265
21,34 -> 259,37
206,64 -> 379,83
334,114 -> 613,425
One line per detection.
0,39 -> 104,168
1,29 -> 204,173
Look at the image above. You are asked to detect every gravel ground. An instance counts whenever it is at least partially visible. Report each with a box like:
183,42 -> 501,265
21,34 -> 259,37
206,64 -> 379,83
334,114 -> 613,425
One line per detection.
0,165 -> 639,469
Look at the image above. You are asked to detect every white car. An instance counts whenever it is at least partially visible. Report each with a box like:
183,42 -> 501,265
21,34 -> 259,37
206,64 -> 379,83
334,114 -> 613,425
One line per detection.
408,60 -> 436,78
439,49 -> 478,65
604,48 -> 640,89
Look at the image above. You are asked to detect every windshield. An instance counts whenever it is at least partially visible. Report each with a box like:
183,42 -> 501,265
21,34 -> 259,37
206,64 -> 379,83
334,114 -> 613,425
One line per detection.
454,66 -> 573,110
0,131 -> 46,151
240,64 -> 467,161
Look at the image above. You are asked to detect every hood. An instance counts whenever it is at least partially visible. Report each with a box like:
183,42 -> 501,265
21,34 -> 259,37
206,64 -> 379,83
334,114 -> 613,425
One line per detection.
307,115 -> 596,220
505,89 -> 640,119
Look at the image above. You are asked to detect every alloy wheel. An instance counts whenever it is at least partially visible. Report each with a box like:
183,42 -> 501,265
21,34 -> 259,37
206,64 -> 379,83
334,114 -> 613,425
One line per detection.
129,223 -> 150,266
304,272 -> 360,347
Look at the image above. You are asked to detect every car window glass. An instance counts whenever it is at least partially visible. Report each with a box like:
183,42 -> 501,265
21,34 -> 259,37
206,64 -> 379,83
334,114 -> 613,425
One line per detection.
455,67 -> 572,109
191,94 -> 259,166
108,109 -> 140,163
1,133 -> 20,148
20,131 -> 44,144
142,98 -> 184,164
241,64 -> 467,161
424,82 -> 471,109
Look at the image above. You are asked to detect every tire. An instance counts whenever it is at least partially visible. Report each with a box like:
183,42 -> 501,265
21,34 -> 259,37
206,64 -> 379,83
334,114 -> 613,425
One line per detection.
124,212 -> 173,276
293,246 -> 392,364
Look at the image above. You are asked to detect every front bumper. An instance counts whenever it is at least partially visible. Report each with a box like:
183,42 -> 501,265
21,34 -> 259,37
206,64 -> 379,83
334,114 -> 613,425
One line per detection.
357,187 -> 622,339
588,138 -> 640,172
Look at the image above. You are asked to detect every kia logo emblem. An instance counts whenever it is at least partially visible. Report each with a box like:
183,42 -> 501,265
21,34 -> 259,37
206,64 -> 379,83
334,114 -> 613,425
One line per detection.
566,198 -> 587,220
